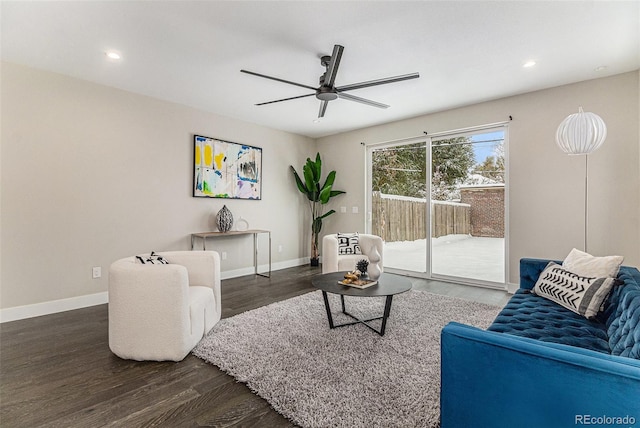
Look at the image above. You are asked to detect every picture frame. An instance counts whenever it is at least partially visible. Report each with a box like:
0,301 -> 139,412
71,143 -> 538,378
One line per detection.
193,134 -> 262,200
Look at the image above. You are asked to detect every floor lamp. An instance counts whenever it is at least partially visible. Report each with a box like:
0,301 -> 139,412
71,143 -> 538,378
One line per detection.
555,107 -> 607,253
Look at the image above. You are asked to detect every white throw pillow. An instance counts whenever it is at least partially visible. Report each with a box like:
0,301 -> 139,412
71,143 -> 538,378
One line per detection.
562,248 -> 623,278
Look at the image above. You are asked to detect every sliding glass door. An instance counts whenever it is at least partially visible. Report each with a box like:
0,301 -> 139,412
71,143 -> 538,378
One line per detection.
430,130 -> 505,285
367,125 -> 508,288
370,141 -> 428,274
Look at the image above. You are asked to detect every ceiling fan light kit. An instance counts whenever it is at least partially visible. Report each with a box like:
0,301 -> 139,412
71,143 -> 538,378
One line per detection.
241,44 -> 419,118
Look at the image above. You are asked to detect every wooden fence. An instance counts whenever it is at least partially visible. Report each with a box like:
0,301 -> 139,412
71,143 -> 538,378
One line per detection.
371,192 -> 470,242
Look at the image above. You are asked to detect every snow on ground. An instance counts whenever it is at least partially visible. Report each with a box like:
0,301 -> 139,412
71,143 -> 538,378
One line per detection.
384,235 -> 505,284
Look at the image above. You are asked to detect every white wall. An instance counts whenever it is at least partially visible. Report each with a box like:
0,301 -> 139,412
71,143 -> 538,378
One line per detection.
2,63 -> 638,317
1,62 -> 315,312
317,71 -> 640,285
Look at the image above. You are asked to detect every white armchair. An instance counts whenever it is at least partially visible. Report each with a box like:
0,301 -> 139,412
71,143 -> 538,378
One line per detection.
108,251 -> 221,361
322,233 -> 384,274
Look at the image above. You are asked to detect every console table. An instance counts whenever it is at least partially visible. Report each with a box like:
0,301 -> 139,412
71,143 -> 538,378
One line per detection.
190,230 -> 271,277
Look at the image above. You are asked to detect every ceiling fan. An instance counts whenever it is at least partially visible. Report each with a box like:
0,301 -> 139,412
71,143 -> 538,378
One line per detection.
240,44 -> 420,118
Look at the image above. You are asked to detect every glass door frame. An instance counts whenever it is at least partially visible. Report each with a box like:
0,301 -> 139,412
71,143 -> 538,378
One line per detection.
365,135 -> 431,279
365,122 -> 510,289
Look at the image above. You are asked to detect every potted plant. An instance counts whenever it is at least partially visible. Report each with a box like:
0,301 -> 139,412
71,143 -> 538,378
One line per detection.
291,153 -> 345,266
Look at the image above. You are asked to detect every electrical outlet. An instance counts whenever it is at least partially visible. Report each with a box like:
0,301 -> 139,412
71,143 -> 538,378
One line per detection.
221,251 -> 228,260
278,245 -> 283,253
352,206 -> 359,214
92,266 -> 101,279
340,206 -> 347,213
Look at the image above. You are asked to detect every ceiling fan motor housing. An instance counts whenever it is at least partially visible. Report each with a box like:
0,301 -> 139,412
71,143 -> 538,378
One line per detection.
316,86 -> 338,101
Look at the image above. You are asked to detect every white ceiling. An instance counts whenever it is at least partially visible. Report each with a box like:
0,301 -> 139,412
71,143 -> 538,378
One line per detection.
2,1 -> 638,139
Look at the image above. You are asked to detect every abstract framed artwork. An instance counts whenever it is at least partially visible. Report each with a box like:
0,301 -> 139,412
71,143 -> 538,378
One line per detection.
193,135 -> 262,199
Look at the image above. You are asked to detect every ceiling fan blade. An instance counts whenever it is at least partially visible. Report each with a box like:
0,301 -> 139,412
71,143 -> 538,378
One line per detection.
241,70 -> 317,91
337,92 -> 389,109
255,93 -> 315,106
336,72 -> 420,92
318,100 -> 329,118
323,45 -> 344,88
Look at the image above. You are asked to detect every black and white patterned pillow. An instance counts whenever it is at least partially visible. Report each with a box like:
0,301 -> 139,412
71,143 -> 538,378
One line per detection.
337,233 -> 362,255
136,251 -> 169,265
533,262 -> 619,319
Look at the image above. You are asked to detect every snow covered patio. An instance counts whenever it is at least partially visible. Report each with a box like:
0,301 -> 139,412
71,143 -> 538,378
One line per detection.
384,234 -> 505,284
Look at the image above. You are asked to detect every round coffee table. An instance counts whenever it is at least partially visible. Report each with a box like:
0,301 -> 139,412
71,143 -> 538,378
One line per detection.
311,272 -> 412,336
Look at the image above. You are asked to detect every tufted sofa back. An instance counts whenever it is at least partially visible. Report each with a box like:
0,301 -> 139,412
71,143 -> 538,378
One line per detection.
604,267 -> 640,358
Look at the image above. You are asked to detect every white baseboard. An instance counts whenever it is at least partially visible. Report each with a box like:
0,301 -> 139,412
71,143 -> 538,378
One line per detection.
0,292 -> 109,323
1,257 -> 313,323
220,257 -> 310,279
507,282 -> 519,294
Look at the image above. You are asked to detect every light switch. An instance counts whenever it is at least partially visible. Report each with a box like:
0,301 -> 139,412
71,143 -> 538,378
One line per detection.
352,206 -> 359,214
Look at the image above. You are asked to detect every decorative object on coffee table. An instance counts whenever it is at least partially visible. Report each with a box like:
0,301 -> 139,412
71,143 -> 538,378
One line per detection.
356,259 -> 369,277
290,153 -> 345,266
216,205 -> 233,232
367,246 -> 382,280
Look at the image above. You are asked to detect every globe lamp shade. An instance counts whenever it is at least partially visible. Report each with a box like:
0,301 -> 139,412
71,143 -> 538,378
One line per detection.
555,107 -> 607,155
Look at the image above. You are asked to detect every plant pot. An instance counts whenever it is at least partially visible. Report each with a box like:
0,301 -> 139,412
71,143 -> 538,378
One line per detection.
310,257 -> 320,267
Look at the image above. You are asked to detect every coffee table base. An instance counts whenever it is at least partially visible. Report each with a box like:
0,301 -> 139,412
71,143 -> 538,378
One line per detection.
321,291 -> 394,336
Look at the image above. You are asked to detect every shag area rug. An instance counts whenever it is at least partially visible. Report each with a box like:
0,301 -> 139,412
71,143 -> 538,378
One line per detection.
193,290 -> 502,428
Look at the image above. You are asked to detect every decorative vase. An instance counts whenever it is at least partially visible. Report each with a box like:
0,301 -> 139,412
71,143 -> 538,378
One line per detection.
216,205 -> 233,233
367,247 -> 381,280
310,257 -> 320,267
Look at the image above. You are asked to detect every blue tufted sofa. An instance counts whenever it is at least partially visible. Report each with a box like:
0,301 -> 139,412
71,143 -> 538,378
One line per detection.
441,258 -> 640,428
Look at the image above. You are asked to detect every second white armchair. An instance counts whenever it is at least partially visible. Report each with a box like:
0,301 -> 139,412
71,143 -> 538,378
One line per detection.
322,233 -> 384,274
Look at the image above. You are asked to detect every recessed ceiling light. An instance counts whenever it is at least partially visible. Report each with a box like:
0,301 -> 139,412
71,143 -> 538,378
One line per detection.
523,60 -> 536,68
594,65 -> 608,72
313,119 -> 322,124
105,50 -> 122,60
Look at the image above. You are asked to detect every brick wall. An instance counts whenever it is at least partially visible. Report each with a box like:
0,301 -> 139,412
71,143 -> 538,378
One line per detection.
459,185 -> 504,238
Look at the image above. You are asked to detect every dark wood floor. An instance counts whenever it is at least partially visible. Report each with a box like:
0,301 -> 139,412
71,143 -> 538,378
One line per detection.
0,265 -> 509,427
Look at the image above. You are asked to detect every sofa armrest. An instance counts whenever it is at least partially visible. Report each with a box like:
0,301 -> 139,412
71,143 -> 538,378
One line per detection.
441,322 -> 640,428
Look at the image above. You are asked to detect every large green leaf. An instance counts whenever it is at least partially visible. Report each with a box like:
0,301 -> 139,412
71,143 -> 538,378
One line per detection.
329,190 -> 346,197
318,209 -> 336,220
306,156 -> 320,184
322,170 -> 336,189
314,152 -> 322,182
290,166 -> 308,194
319,184 -> 332,204
302,163 -> 318,201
